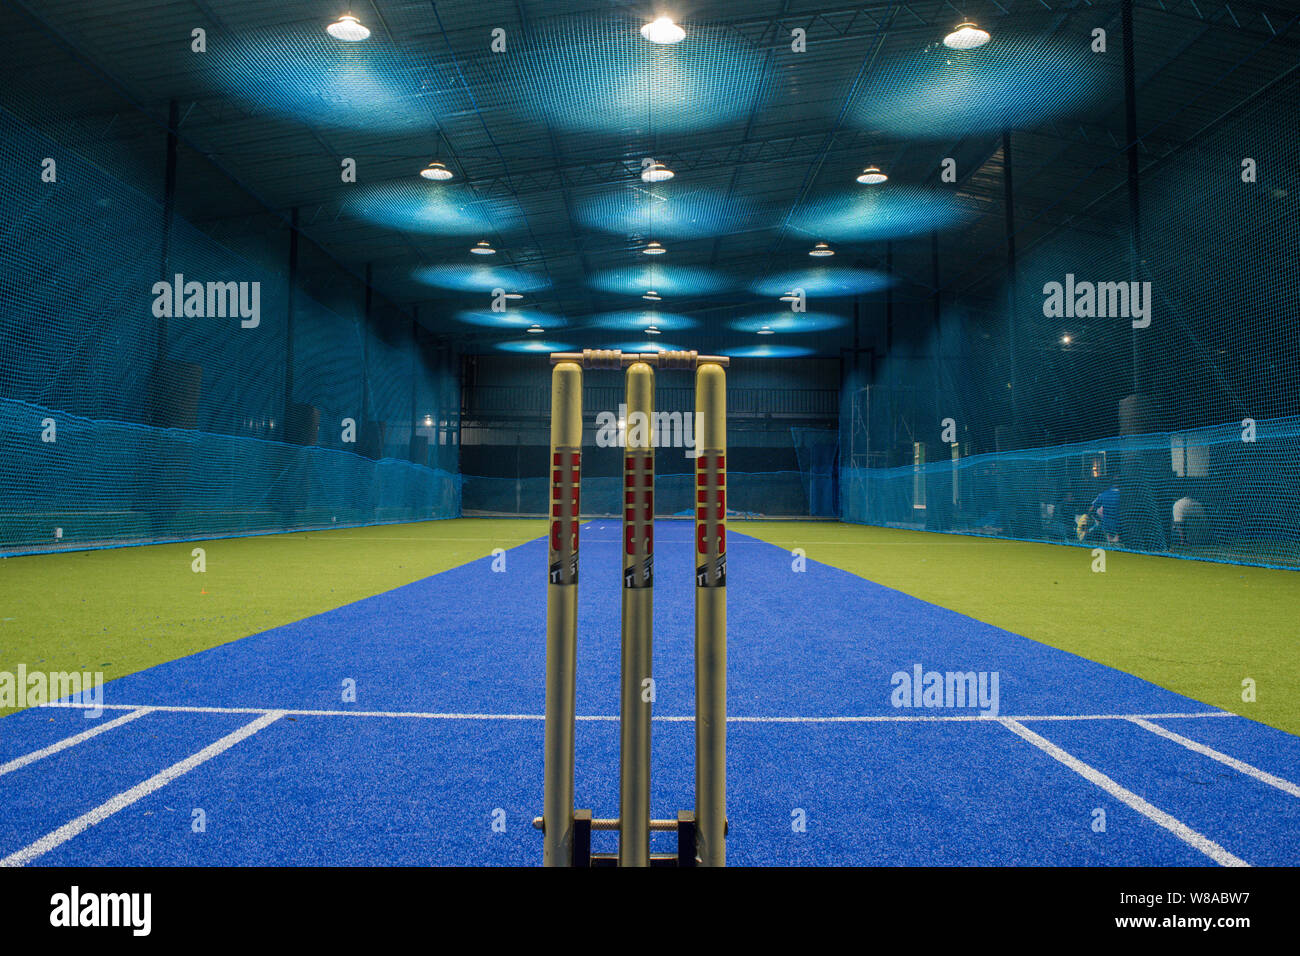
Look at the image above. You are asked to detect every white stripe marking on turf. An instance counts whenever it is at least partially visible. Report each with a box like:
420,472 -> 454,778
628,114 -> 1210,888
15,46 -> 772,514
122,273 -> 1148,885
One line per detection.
0,711 -> 283,868
999,718 -> 1249,867
0,707 -> 153,777
36,701 -> 1236,723
1129,717 -> 1300,798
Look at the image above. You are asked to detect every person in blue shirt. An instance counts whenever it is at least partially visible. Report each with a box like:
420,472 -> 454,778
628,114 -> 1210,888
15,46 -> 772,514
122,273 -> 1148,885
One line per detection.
1088,476 -> 1121,544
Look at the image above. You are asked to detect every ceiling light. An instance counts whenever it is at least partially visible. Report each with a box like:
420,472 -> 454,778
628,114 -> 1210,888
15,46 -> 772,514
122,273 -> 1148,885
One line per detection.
757,326 -> 775,335
470,241 -> 495,255
419,161 -> 453,181
856,166 -> 887,185
526,324 -> 544,334
645,325 -> 662,335
944,22 -> 990,50
641,17 -> 685,45
327,14 -> 370,42
641,161 -> 674,183
642,241 -> 666,255
642,290 -> 662,301
809,242 -> 835,257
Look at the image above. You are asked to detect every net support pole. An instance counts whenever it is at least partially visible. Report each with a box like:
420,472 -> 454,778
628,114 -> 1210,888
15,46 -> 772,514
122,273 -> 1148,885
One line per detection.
543,360 -> 582,866
619,360 -> 655,867
693,360 -> 727,866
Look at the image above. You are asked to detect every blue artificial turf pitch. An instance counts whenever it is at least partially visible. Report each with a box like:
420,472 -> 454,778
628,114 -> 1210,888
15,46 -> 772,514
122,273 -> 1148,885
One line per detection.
1,520 -> 1295,866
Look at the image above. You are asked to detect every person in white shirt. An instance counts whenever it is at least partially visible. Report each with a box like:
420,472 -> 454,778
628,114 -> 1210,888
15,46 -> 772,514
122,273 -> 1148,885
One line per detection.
1172,496 -> 1207,546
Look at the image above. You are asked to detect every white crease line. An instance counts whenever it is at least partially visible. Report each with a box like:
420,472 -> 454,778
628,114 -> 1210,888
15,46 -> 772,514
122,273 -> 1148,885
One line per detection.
999,718 -> 1249,868
1013,712 -> 1238,722
725,712 -> 1238,724
36,702 -> 1236,723
0,707 -> 154,777
1129,717 -> 1300,798
0,711 -> 284,868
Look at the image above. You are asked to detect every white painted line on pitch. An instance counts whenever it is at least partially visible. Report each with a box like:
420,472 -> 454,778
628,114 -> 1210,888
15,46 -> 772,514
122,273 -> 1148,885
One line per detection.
37,701 -> 1236,724
999,718 -> 1249,867
0,711 -> 283,868
725,711 -> 1238,724
1013,711 -> 1238,722
0,707 -> 154,778
1129,717 -> 1300,798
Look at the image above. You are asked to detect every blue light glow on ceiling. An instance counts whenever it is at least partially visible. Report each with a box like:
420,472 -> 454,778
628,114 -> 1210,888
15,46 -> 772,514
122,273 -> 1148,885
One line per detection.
204,34 -> 460,132
589,265 -> 729,297
496,339 -> 571,353
849,34 -> 1109,139
751,268 -> 892,298
346,182 -> 517,236
576,186 -> 757,240
455,309 -> 565,329
729,344 -> 815,358
412,264 -> 550,293
501,17 -> 769,134
792,188 -> 967,241
585,310 -> 696,332
605,341 -> 684,354
731,312 -> 846,334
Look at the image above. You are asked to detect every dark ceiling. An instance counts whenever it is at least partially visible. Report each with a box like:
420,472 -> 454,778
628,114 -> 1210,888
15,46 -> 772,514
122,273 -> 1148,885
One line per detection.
7,0 -> 1299,356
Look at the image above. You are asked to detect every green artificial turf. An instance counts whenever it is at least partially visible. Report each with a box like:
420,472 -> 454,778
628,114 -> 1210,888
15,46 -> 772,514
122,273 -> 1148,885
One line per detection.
0,519 -> 545,716
735,521 -> 1300,737
6,517 -> 1296,735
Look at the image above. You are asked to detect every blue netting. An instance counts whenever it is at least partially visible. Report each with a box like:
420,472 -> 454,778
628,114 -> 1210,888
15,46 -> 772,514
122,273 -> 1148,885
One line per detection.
0,99 -> 459,555
0,398 -> 459,555
841,416 -> 1300,570
462,471 -> 813,519
837,56 -> 1298,571
791,427 -> 838,517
